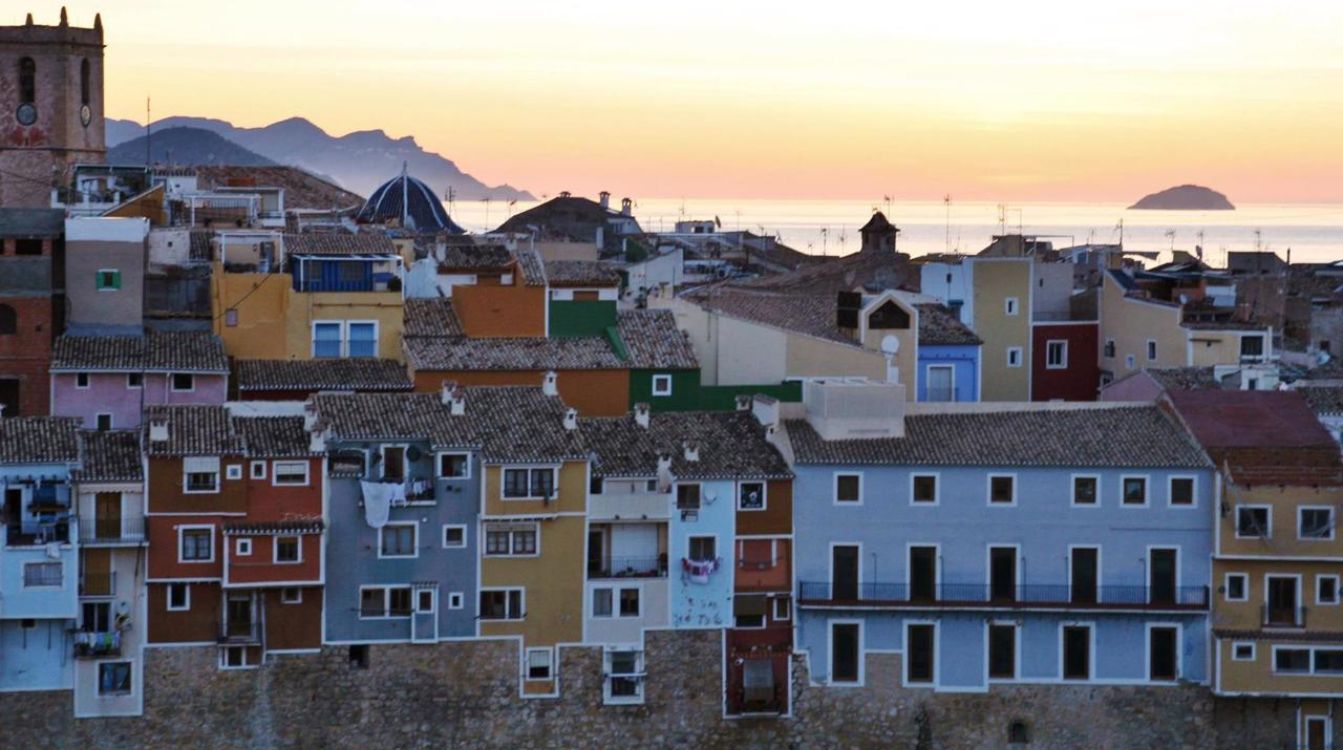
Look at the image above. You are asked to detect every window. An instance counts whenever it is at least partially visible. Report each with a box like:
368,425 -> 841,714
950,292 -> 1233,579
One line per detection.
652,374 -> 673,397
526,648 -> 553,681
925,364 -> 956,402
1232,642 -> 1255,661
348,645 -> 370,669
676,483 -> 701,510
226,464 -> 242,480
774,597 -> 791,621
438,453 -> 469,479
502,467 -> 556,499
183,456 -> 220,493
619,588 -> 641,617
1275,648 -> 1310,674
912,474 -> 938,505
126,372 -> 143,389
1072,475 -> 1098,506
1146,339 -> 1157,361
95,269 -> 122,291
1125,354 -> 1136,370
272,461 -> 309,486
688,536 -> 716,563
0,304 -> 16,335
589,475 -> 604,494
592,588 -> 613,618
281,587 -> 302,604
1300,507 -> 1334,540
1319,575 -> 1340,606
96,413 -> 112,431
220,646 -> 255,670
179,527 -> 213,562
1169,477 -> 1195,506
868,300 -> 911,329
1241,335 -> 1265,359
1046,340 -> 1068,369
484,525 -> 538,556
830,622 -> 861,684
379,523 -> 417,558
235,538 -> 253,556
415,589 -> 435,613
250,461 -> 267,479
98,662 -> 132,695
171,373 -> 194,392
347,322 -> 377,357
988,475 -> 1015,505
447,592 -> 464,609
275,536 -> 301,564
19,57 -> 36,104
359,586 -> 412,618
738,481 -> 765,511
313,321 -> 379,358
1006,347 -> 1023,368
1224,573 -> 1248,602
313,322 -> 342,358
80,58 -> 90,106
835,473 -> 862,504
167,583 -> 190,611
1316,650 -> 1343,674
1121,476 -> 1148,506
23,562 -> 61,587
1062,625 -> 1092,680
1004,297 -> 1019,316
83,602 -> 111,632
76,372 -> 90,389
380,445 -> 406,482
1103,339 -> 1115,358
442,525 -> 466,548
605,650 -> 645,704
479,589 -> 524,620
988,623 -> 1016,680
1148,626 -> 1178,681
1236,506 -> 1270,538
906,623 -> 935,684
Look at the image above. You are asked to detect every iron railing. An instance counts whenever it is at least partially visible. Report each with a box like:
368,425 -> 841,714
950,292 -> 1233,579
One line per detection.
589,556 -> 667,579
798,581 -> 1209,609
73,630 -> 122,659
1262,605 -> 1308,628
79,517 -> 147,545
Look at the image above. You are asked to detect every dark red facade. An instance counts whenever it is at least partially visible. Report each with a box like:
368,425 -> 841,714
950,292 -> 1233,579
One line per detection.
0,229 -> 64,417
1031,321 -> 1100,402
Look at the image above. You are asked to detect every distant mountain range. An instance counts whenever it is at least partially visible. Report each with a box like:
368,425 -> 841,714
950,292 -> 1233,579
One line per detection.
1129,184 -> 1235,211
106,117 -> 533,201
109,127 -> 276,167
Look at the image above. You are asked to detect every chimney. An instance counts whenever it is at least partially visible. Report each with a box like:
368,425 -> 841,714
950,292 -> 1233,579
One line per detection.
751,394 -> 779,429
621,198 -> 633,217
599,191 -> 611,210
440,380 -> 465,415
656,454 -> 673,493
734,394 -> 752,412
542,370 -> 558,397
309,427 -> 329,454
149,418 -> 169,443
682,441 -> 699,463
633,403 -> 650,429
563,407 -> 578,431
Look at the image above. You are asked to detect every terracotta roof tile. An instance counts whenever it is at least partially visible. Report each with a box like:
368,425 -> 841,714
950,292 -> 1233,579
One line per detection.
145,405 -> 244,457
583,411 -> 791,480
235,359 -> 411,393
283,232 -> 397,256
234,416 -> 314,457
915,304 -> 981,346
617,309 -> 698,370
544,259 -> 621,287
405,336 -> 624,371
403,299 -> 464,337
75,430 -> 143,482
1298,386 -> 1343,416
516,249 -> 546,287
52,332 -> 229,373
0,417 -> 81,464
308,393 -> 475,450
688,289 -> 855,344
1167,390 -> 1336,450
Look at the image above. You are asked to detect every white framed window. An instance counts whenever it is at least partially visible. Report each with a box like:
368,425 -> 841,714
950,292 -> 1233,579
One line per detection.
447,592 -> 464,610
126,372 -> 143,389
1146,339 -> 1157,361
1224,573 -> 1248,602
75,372 -> 90,389
442,525 -> 467,548
281,587 -> 303,604
688,535 -> 717,563
1231,641 -> 1256,662
437,452 -> 470,479
773,596 -> 791,622
1272,646 -> 1343,675
219,646 -> 256,670
312,320 -> 380,358
604,649 -> 645,704
415,588 -> 436,614
235,538 -> 253,557
1236,505 -> 1271,539
592,586 -> 641,618
183,456 -> 221,494
1004,297 -> 1019,316
502,466 -> 558,499
484,524 -> 538,557
1103,339 -> 1116,358
526,647 -> 554,681
178,525 -> 214,563
1121,476 -> 1149,507
737,481 -> 766,511
171,373 -> 195,392
987,474 -> 1016,506
592,588 -> 613,618
1299,506 -> 1335,541
1318,575 -> 1340,606
1071,474 -> 1099,506
167,583 -> 190,611
829,619 -> 864,685
379,523 -> 417,558
479,588 -> 525,620
1006,347 -> 1023,368
92,413 -> 113,431
1147,623 -> 1180,682
97,661 -> 133,695
225,464 -> 242,481
272,461 -> 310,487
834,472 -> 863,505
359,586 -> 412,618
1061,622 -> 1094,681
1168,476 -> 1196,507
924,364 -> 956,402
22,561 -> 62,588
249,461 -> 267,480
1046,340 -> 1068,369
911,473 -> 938,505
651,374 -> 673,397
274,535 -> 301,564
906,622 -> 941,685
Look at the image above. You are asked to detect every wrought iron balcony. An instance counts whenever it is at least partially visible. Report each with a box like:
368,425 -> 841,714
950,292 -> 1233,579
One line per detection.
73,630 -> 122,659
588,555 -> 667,579
798,581 -> 1209,610
79,517 -> 147,545
218,619 -> 262,644
1262,604 -> 1308,629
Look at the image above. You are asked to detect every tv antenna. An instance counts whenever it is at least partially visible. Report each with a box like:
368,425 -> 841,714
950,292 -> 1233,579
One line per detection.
944,194 -> 952,254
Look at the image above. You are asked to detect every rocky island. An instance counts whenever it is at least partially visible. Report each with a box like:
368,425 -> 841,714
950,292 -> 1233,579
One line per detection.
1128,184 -> 1235,210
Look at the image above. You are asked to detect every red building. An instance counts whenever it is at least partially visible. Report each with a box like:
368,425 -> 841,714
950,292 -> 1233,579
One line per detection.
1031,321 -> 1100,402
0,209 -> 65,417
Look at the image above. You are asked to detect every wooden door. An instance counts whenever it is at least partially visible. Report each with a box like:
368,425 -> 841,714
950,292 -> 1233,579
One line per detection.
95,492 -> 121,540
1071,548 -> 1098,604
909,546 -> 937,601
1149,549 -> 1177,605
831,545 -> 859,601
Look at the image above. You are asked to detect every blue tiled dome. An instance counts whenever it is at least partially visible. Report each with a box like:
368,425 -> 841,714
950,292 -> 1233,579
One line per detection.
356,171 -> 465,234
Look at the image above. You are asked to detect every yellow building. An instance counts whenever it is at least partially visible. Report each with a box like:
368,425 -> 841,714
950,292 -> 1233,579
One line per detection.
967,258 -> 1033,401
210,231 -> 406,361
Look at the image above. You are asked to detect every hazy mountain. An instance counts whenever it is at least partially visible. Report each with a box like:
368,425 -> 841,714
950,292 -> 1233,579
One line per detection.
108,127 -> 276,167
1129,184 -> 1235,210
106,116 -> 532,201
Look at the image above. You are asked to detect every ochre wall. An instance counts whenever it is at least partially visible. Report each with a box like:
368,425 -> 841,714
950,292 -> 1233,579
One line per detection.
452,284 -> 545,338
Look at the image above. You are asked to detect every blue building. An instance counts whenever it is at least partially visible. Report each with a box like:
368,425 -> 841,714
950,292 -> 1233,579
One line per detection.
787,380 -> 1214,692
914,303 -> 981,403
0,417 -> 82,692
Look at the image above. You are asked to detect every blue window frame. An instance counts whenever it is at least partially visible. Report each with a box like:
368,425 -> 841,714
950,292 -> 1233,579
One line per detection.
313,322 -> 342,358
348,323 -> 377,357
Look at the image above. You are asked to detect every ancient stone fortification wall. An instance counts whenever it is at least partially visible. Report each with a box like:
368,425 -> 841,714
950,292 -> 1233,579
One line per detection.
0,630 -> 1294,750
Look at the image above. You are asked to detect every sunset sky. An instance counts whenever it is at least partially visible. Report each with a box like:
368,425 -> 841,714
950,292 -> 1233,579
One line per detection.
30,2 -> 1343,202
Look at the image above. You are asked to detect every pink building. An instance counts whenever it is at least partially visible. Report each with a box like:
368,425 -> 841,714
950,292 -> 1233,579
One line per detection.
50,331 -> 229,429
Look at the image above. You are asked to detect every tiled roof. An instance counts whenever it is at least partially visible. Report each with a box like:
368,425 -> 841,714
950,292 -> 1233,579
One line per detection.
283,232 -> 397,256
52,332 -> 229,373
1146,367 -> 1222,391
786,405 -> 1211,468
189,231 -> 213,261
145,405 -> 245,457
1167,390 -> 1336,451
405,336 -> 624,371
583,411 -> 791,481
516,249 -> 546,287
544,259 -> 621,287
75,430 -> 143,482
617,309 -> 699,370
730,247 -> 914,295
688,288 -> 855,345
0,417 -> 80,464
403,299 -> 464,337
235,359 -> 411,393
915,304 -> 981,346
308,392 -> 477,450
466,386 -> 588,463
1299,386 -> 1343,416
234,416 -> 314,457
195,165 -> 364,209
438,244 -> 513,271
224,519 -> 324,535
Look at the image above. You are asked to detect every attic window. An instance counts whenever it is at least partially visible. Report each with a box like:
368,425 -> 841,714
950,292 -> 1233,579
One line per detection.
867,301 -> 910,330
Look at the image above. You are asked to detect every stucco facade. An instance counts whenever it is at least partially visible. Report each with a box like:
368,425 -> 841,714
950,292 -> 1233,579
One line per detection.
971,259 -> 1033,401
52,371 -> 227,429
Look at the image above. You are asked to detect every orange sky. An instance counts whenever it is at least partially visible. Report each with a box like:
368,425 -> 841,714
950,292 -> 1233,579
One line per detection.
29,2 -> 1343,202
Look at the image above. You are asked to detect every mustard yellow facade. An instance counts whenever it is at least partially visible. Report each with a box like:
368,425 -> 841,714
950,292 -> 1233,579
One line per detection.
970,258 -> 1032,400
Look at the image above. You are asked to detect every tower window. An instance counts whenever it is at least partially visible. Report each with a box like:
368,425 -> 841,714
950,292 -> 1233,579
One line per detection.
0,304 -> 15,335
19,58 -> 36,104
81,59 -> 91,106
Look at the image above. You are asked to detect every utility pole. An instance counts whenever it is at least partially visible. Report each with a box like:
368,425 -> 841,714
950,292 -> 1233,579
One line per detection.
145,97 -> 151,165
944,194 -> 951,255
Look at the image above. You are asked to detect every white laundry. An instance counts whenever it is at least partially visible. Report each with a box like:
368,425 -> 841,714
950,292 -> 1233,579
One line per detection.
360,481 -> 393,529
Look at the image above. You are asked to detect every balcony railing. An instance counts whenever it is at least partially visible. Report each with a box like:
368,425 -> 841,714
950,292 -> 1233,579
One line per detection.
73,630 -> 122,659
80,571 -> 116,598
798,581 -> 1209,610
79,517 -> 147,545
589,555 -> 667,579
4,518 -> 73,547
1262,605 -> 1308,629
218,620 -> 262,644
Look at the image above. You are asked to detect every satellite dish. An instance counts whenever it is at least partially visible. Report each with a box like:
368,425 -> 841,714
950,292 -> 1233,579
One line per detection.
881,335 -> 901,356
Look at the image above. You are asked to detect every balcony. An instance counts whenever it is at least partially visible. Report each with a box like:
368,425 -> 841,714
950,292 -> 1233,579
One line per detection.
798,581 -> 1209,611
1262,605 -> 1308,629
79,517 -> 147,546
218,619 -> 262,644
73,629 -> 122,659
589,555 -> 667,579
80,571 -> 116,598
4,517 -> 73,547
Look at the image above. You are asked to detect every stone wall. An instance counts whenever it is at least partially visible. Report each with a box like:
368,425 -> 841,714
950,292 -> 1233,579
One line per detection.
0,631 -> 1317,749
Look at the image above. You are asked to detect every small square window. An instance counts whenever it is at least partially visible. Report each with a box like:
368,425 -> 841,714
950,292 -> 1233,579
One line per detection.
250,461 -> 267,480
236,538 -> 253,556
652,374 -> 673,397
688,536 -> 717,563
126,372 -> 143,389
1046,340 -> 1068,369
912,474 -> 938,504
835,473 -> 862,504
1006,347 -> 1023,367
226,465 -> 242,480
1072,476 -> 1098,506
738,481 -> 765,510
676,483 -> 701,510
281,587 -> 302,604
95,269 -> 121,291
989,475 -> 1015,505
97,661 -> 133,695
1301,508 -> 1334,540
447,592 -> 464,610
442,525 -> 466,548
1146,340 -> 1157,361
1236,506 -> 1270,538
1319,576 -> 1340,605
1232,642 -> 1255,661
1122,477 -> 1148,506
275,536 -> 301,563
438,453 -> 469,479
593,588 -> 613,617
171,373 -> 194,391
1005,297 -> 1019,316
1103,339 -> 1116,358
167,583 -> 190,611
95,413 -> 112,431
379,523 -> 417,558
75,372 -> 90,389
526,648 -> 553,681
1169,477 -> 1195,506
1225,573 -> 1248,601
619,588 -> 640,617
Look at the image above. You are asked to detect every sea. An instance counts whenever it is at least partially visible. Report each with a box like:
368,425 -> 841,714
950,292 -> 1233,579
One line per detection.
446,198 -> 1343,265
